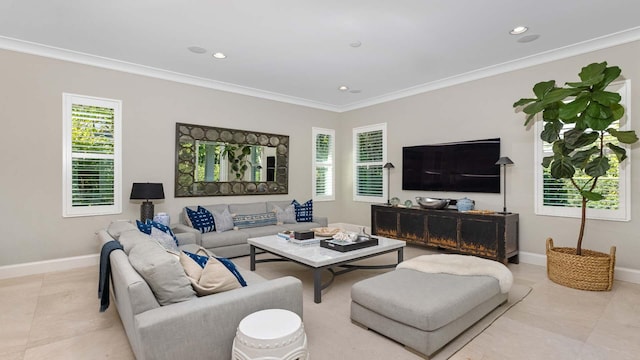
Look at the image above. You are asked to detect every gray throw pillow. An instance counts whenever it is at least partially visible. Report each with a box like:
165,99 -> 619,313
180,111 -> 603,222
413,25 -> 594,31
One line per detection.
107,220 -> 137,240
118,229 -> 152,255
212,208 -> 234,232
128,241 -> 196,306
273,205 -> 297,224
150,227 -> 179,252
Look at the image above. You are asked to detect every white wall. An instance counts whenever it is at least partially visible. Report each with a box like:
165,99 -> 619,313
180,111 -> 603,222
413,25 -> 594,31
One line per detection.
337,40 -> 640,270
0,49 -> 340,266
2,39 -> 640,272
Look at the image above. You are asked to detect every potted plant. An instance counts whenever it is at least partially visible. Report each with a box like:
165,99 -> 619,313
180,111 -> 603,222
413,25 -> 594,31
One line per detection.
513,62 -> 638,291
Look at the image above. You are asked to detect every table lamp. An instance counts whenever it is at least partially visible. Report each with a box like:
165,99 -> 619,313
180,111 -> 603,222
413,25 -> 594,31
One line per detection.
130,183 -> 165,222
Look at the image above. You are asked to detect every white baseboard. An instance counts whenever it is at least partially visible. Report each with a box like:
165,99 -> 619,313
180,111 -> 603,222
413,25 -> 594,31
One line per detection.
518,251 -> 640,285
0,254 -> 99,280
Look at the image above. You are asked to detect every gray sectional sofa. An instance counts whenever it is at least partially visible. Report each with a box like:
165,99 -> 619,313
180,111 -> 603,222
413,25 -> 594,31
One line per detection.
98,221 -> 303,360
173,200 -> 328,258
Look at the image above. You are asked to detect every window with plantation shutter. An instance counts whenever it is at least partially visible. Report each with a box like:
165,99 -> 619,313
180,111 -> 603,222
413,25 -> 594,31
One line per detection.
312,127 -> 335,201
534,80 -> 630,221
353,123 -> 387,202
63,94 -> 122,217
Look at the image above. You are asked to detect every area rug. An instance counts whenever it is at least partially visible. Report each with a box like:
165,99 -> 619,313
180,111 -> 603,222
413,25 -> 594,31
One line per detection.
431,282 -> 532,360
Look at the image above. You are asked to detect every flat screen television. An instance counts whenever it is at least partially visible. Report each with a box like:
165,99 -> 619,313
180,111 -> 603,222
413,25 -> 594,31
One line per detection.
402,138 -> 501,193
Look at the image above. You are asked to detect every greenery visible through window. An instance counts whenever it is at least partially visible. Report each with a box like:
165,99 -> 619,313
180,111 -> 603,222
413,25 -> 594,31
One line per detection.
312,128 -> 335,201
353,123 -> 387,202
63,94 -> 122,217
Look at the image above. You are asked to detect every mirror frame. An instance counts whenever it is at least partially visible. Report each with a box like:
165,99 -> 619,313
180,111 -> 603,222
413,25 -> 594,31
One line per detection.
175,123 -> 289,197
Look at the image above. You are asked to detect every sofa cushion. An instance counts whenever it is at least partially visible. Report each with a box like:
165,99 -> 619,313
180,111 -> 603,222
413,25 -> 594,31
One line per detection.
292,199 -> 313,222
229,202 -> 267,215
185,206 -> 216,233
211,208 -> 234,232
118,229 -> 152,255
201,229 -> 247,248
238,225 -> 289,238
273,204 -> 297,224
128,241 -> 197,306
107,221 -> 137,240
233,212 -> 277,229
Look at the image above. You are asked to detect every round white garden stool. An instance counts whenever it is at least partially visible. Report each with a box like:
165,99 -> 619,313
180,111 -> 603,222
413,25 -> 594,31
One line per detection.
232,309 -> 309,360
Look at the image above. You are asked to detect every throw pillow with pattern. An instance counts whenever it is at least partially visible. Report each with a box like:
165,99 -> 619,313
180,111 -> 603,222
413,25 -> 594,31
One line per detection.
185,206 -> 215,233
233,212 -> 277,229
150,227 -> 179,252
292,199 -> 313,222
136,219 -> 179,246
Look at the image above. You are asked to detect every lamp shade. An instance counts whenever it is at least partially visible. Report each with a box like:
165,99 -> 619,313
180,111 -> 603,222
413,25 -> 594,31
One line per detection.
495,157 -> 514,166
130,183 -> 164,200
383,162 -> 395,169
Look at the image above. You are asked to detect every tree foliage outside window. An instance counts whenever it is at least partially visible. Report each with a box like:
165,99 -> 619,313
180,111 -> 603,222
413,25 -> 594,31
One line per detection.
313,128 -> 335,201
63,94 -> 121,217
353,123 -> 387,202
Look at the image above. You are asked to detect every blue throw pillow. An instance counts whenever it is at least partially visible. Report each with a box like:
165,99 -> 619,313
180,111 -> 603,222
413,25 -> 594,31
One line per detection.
292,199 -> 313,222
217,257 -> 247,287
233,212 -> 277,229
183,251 -> 209,268
136,219 -> 179,246
186,206 -> 216,233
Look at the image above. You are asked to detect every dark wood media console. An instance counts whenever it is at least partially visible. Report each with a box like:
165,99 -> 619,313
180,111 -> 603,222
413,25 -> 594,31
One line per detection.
371,204 -> 519,264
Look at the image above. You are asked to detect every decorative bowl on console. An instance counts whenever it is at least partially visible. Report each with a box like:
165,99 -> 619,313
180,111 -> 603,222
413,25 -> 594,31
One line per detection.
415,197 -> 450,209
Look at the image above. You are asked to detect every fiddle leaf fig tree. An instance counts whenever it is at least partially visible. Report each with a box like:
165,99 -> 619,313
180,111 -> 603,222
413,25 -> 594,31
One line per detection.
513,62 -> 638,255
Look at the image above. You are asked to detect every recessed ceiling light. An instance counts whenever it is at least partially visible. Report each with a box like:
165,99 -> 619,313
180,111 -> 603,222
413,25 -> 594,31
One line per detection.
339,85 -> 349,91
188,46 -> 207,54
350,41 -> 362,48
212,52 -> 227,59
509,26 -> 528,35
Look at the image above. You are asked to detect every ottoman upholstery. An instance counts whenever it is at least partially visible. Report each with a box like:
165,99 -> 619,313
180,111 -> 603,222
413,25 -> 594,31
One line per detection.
351,268 -> 508,358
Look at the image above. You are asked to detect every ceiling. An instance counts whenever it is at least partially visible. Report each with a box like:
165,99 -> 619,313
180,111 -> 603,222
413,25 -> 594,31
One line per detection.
1,1 -> 640,112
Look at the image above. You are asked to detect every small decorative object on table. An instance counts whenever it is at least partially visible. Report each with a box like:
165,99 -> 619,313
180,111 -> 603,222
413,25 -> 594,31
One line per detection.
390,197 -> 401,207
309,227 -> 341,237
456,197 -> 475,212
404,199 -> 413,208
294,231 -> 315,240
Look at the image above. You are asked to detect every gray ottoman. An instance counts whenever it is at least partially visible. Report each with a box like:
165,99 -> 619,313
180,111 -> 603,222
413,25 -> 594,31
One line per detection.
351,268 -> 508,358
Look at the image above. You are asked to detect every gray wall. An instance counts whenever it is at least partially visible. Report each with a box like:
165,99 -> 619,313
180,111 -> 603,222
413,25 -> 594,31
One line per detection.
337,40 -> 640,270
2,39 -> 639,271
0,49 -> 340,266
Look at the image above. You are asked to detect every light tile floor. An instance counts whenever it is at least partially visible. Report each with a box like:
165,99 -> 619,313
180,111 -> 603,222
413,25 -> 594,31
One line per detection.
0,245 -> 638,360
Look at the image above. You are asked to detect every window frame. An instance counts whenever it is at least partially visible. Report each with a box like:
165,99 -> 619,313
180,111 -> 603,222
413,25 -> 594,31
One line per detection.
352,123 -> 387,203
62,93 -> 122,217
533,79 -> 631,221
312,127 -> 335,201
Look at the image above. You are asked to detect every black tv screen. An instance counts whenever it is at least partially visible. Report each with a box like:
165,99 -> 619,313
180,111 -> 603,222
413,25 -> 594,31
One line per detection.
402,138 -> 501,193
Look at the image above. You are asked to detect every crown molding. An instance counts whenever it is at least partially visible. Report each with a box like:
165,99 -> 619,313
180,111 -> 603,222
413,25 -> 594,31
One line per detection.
338,26 -> 640,112
0,36 -> 339,112
2,27 -> 640,114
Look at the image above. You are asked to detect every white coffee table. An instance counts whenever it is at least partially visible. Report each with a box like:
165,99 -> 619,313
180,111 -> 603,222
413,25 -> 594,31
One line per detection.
248,235 -> 406,303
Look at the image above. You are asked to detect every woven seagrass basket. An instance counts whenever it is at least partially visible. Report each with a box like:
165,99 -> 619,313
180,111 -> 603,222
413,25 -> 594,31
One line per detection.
546,238 -> 615,291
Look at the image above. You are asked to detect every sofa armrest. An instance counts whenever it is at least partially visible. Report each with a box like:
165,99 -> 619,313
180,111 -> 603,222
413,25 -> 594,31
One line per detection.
313,216 -> 328,227
172,224 -> 201,245
134,276 -> 302,360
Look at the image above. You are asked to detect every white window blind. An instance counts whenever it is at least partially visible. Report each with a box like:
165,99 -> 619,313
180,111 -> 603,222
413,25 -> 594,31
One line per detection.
63,93 -> 122,217
353,123 -> 387,202
312,127 -> 335,201
534,80 -> 630,221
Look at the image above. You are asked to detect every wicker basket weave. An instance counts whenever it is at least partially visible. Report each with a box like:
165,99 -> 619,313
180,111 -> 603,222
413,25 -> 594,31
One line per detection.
546,238 -> 615,291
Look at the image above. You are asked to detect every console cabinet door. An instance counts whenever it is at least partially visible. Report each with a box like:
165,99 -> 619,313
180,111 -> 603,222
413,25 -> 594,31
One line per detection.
426,214 -> 458,250
459,217 -> 499,259
398,211 -> 425,244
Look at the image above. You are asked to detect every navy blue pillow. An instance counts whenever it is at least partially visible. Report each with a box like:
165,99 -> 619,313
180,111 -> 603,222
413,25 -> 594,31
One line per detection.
292,199 -> 313,222
136,219 -> 179,246
186,206 -> 215,233
217,257 -> 247,287
183,251 -> 209,268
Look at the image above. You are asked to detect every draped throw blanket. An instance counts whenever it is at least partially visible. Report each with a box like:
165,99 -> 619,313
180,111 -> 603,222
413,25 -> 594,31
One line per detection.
99,240 -> 124,312
397,254 -> 513,293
